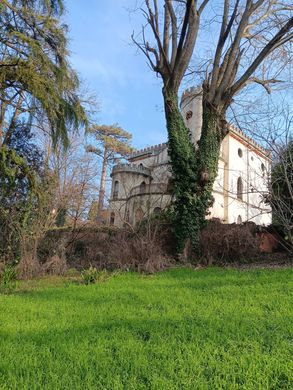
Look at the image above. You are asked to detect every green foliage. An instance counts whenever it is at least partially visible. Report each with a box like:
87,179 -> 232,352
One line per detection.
86,124 -> 133,159
81,267 -> 112,285
0,0 -> 87,148
0,265 -> 18,293
271,141 -> 293,246
164,90 -> 222,256
0,145 -> 38,261
0,265 -> 17,286
0,268 -> 292,388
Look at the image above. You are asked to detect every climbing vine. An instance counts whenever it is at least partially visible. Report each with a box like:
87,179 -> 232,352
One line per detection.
0,146 -> 38,261
163,89 -> 223,256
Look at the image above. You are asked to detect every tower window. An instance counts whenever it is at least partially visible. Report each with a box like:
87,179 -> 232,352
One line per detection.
110,212 -> 115,225
237,177 -> 243,200
238,148 -> 243,158
140,181 -> 146,194
113,181 -> 119,199
186,110 -> 193,120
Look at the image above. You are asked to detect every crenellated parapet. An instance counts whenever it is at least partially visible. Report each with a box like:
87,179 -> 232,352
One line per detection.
180,86 -> 203,107
228,125 -> 271,158
111,163 -> 152,177
129,142 -> 168,159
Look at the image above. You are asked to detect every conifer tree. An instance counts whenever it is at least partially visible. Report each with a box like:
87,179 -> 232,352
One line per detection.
86,124 -> 133,218
0,0 -> 87,148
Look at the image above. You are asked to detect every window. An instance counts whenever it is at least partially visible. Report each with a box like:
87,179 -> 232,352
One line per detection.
186,110 -> 193,120
237,215 -> 242,224
261,163 -> 266,178
113,180 -> 119,199
237,177 -> 243,200
110,212 -> 115,225
140,181 -> 146,194
238,148 -> 243,158
153,207 -> 162,214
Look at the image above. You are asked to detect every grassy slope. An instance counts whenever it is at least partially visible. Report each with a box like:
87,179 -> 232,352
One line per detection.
0,267 -> 292,390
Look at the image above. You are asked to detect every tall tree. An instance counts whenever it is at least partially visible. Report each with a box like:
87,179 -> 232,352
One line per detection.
0,0 -> 87,148
86,124 -> 133,218
0,0 -> 88,264
133,0 -> 293,255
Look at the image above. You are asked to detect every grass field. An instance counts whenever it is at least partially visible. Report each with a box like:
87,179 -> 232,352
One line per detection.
0,267 -> 292,389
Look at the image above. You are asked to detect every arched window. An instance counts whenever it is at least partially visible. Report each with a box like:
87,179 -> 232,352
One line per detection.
113,180 -> 119,199
237,177 -> 243,200
153,207 -> 162,214
110,212 -> 115,225
140,181 -> 146,194
237,215 -> 242,224
238,148 -> 243,158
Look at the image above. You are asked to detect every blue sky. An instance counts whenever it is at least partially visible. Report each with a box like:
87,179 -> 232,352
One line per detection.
64,1 -> 292,151
65,0 -> 167,149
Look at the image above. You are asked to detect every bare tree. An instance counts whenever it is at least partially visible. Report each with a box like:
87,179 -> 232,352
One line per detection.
133,0 -> 293,255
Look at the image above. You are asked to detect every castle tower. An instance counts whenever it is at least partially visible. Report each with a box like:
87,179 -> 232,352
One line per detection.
180,87 -> 203,146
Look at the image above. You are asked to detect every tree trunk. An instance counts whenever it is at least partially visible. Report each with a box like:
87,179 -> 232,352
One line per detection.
163,87 -> 223,257
98,148 -> 107,216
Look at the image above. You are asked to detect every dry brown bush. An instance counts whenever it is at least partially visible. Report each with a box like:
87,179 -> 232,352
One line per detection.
105,229 -> 173,273
42,254 -> 67,275
201,220 -> 260,264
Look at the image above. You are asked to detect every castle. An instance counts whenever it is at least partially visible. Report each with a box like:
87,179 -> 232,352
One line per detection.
109,87 -> 272,227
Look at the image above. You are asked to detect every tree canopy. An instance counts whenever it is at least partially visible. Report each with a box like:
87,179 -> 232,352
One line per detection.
0,0 -> 87,148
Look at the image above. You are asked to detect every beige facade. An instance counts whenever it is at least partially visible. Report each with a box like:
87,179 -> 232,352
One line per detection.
109,87 -> 272,227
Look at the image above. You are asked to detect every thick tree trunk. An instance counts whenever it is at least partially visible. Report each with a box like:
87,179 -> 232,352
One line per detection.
163,87 -> 223,257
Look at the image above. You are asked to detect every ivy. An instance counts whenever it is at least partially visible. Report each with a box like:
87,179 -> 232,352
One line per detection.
0,146 -> 38,227
164,89 -> 222,257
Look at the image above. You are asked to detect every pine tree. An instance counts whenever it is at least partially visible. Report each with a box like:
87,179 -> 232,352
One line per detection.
86,124 -> 133,219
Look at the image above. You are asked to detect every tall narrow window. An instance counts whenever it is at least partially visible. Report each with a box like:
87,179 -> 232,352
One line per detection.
237,215 -> 242,224
237,177 -> 243,200
140,181 -> 146,194
113,180 -> 119,199
110,212 -> 115,225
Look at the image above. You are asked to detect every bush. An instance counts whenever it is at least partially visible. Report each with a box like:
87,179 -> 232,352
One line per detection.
201,220 -> 260,264
81,266 -> 99,285
81,267 -> 113,285
0,265 -> 18,292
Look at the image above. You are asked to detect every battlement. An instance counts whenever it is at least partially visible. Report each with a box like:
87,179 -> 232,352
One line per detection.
129,142 -> 168,159
111,163 -> 152,177
181,86 -> 202,106
228,125 -> 271,158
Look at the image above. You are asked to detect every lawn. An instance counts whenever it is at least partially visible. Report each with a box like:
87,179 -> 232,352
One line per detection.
0,267 -> 292,390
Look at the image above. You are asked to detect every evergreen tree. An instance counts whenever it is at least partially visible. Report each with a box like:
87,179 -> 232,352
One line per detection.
271,141 -> 293,247
86,124 -> 133,219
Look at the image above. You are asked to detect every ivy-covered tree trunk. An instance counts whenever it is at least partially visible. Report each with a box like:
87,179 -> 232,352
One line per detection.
164,87 -> 224,256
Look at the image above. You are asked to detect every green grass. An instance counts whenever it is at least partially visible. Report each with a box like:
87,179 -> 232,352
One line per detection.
0,267 -> 292,389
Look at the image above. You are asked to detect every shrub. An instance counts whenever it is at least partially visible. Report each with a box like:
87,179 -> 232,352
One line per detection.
0,265 -> 18,292
81,266 -> 99,285
42,254 -> 67,275
201,220 -> 260,264
81,267 -> 113,285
